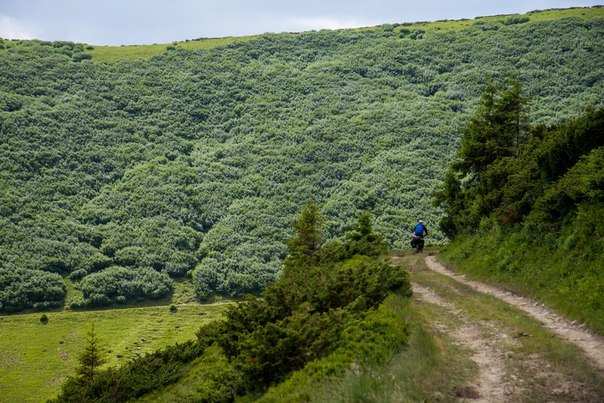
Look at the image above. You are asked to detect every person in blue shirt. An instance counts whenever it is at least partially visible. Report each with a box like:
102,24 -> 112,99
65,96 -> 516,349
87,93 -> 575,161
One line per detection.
411,220 -> 428,252
413,220 -> 428,237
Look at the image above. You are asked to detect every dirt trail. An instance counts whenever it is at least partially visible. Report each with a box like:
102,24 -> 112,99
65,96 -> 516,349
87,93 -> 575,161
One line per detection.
413,283 -> 512,402
393,254 -> 604,401
424,255 -> 604,372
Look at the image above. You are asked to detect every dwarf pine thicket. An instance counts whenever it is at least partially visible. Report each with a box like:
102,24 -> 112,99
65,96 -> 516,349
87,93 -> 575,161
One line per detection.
0,9 -> 603,308
53,208 -> 411,401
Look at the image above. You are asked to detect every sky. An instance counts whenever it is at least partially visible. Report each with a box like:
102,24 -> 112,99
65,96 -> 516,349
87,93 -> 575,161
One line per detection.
0,0 -> 601,46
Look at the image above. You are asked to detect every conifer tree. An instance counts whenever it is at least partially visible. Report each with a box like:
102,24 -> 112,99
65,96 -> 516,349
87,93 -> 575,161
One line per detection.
436,79 -> 529,236
348,210 -> 373,239
285,200 -> 325,267
76,324 -> 106,383
454,79 -> 528,178
286,200 -> 324,256
345,211 -> 388,256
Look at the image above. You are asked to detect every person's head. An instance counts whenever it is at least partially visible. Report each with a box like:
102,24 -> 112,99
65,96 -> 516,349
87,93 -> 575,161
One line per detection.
418,219 -> 423,224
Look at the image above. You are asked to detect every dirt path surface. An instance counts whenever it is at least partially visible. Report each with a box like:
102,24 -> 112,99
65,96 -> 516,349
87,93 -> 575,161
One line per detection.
424,255 -> 604,372
412,283 -> 512,402
392,254 -> 604,402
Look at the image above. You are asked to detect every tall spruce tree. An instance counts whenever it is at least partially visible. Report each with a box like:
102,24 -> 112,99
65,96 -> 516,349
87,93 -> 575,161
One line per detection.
453,80 -> 528,179
76,324 -> 106,383
344,211 -> 388,256
435,79 -> 529,236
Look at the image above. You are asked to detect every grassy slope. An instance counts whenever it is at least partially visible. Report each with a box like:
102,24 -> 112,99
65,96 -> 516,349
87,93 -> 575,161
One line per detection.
89,36 -> 258,62
76,6 -> 603,62
0,302 -> 229,402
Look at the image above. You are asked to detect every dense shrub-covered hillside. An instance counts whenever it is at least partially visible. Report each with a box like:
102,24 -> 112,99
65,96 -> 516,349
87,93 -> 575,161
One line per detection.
1,9 -> 603,306
435,80 -> 604,333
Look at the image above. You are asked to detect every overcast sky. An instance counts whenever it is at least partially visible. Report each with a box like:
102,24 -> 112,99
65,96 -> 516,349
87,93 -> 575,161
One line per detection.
0,0 -> 601,46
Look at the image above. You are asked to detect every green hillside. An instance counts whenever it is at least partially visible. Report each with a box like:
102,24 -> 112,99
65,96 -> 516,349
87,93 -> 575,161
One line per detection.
1,7 -> 603,310
37,6 -> 604,63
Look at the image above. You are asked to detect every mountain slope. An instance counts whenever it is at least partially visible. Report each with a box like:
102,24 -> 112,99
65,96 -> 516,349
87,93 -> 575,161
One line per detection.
1,8 -> 603,308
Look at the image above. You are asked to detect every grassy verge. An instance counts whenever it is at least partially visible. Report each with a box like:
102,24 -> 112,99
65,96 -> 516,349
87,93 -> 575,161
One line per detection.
439,228 -> 604,335
89,36 -> 258,62
308,292 -> 475,402
0,302 -> 229,402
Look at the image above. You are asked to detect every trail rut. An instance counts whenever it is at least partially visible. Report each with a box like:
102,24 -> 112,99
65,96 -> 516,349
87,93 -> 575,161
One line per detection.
392,254 -> 604,402
413,283 -> 513,402
424,255 -> 604,371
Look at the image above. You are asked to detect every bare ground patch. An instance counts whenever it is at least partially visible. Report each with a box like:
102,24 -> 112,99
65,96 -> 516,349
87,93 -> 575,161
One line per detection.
412,283 -> 519,401
425,256 -> 604,372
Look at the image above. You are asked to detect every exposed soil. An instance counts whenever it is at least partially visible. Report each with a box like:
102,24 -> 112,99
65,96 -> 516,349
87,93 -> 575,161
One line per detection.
413,283 -> 516,402
424,256 -> 604,372
396,255 -> 604,402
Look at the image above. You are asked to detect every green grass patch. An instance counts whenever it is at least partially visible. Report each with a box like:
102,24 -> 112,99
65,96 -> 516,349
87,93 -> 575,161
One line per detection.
170,277 -> 201,305
88,36 -> 258,62
63,278 -> 83,306
0,302 -> 229,402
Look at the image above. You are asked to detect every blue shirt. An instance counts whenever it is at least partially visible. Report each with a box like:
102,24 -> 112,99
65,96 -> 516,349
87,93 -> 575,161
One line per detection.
413,223 -> 427,236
